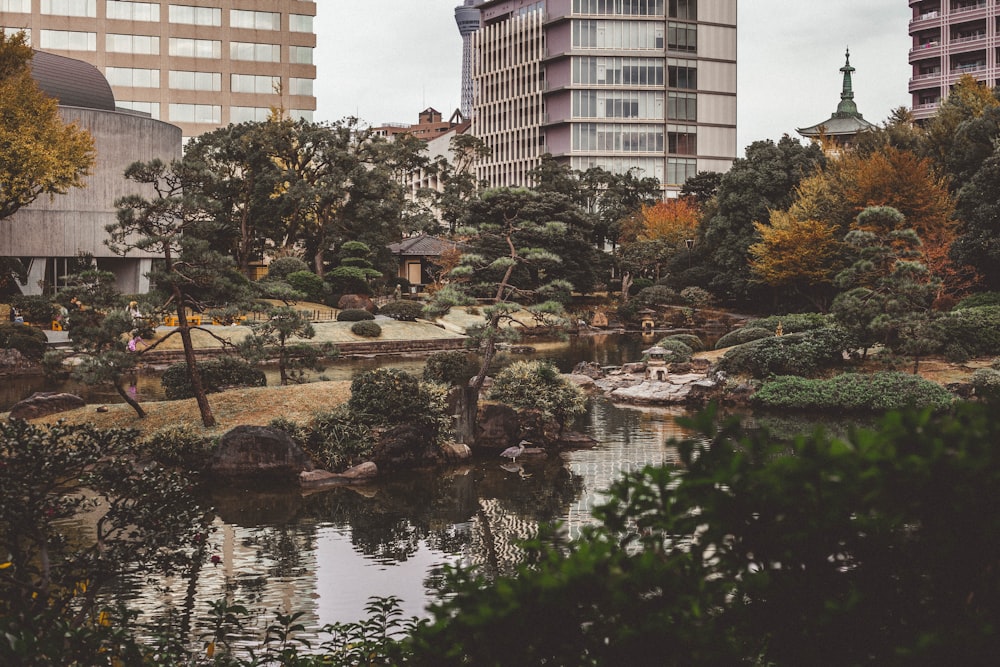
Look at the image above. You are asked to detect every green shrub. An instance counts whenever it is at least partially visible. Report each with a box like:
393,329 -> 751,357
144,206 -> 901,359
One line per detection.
628,277 -> 654,296
751,371 -> 954,412
745,313 -> 830,334
971,367 -> 1000,402
635,285 -> 679,307
351,321 -> 382,338
301,407 -> 374,472
423,350 -> 477,386
715,327 -> 773,349
11,295 -> 57,325
265,257 -> 310,281
0,323 -> 48,360
161,356 -> 266,400
348,368 -> 437,428
954,291 -> 1000,310
716,326 -> 851,378
939,306 -> 1000,358
337,308 -> 374,322
326,266 -> 376,295
378,300 -> 425,321
141,425 -> 215,470
488,360 -> 586,429
285,270 -> 326,303
658,333 -> 704,352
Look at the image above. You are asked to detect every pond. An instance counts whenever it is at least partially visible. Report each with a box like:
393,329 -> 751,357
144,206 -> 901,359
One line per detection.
118,397 -> 690,641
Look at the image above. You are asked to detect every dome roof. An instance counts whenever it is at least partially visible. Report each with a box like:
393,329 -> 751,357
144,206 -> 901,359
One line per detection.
29,50 -> 115,111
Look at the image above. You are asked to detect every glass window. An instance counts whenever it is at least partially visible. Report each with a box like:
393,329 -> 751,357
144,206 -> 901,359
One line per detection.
668,0 -> 697,20
573,90 -> 663,119
232,74 -> 281,94
668,124 -> 697,154
41,0 -> 96,17
106,67 -> 160,87
1,27 -> 30,41
106,1 -> 158,21
572,122 -> 664,152
169,38 -> 221,59
0,0 -> 31,12
231,107 -> 271,123
667,92 -> 697,120
117,100 -> 160,119
573,56 -> 664,86
170,70 -> 221,91
572,19 -> 662,50
290,109 -> 314,122
668,59 -> 697,88
289,46 -> 313,64
169,103 -> 221,124
667,157 -> 697,185
573,0 -> 665,15
668,21 -> 697,53
107,33 -> 159,55
169,4 -> 221,26
289,14 -> 314,33
231,10 -> 281,31
289,77 -> 314,96
230,42 -> 280,62
39,30 -> 97,51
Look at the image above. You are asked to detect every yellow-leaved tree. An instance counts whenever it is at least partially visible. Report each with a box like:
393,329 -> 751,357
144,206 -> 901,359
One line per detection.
748,210 -> 845,310
0,31 -> 95,220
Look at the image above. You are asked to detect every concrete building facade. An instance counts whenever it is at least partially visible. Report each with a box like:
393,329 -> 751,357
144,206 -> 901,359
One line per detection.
1,51 -> 182,296
908,0 -> 1000,121
471,0 -> 737,192
0,0 -> 317,140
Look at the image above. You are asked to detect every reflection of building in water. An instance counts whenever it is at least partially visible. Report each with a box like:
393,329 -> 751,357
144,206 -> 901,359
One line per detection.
562,401 -> 687,540
465,498 -> 541,576
131,520 -> 322,648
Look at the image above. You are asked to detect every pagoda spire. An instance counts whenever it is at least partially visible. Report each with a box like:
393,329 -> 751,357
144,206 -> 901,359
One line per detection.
836,48 -> 860,118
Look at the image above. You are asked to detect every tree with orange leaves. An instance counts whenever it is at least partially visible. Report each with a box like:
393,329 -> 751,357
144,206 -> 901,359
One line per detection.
748,210 -> 845,310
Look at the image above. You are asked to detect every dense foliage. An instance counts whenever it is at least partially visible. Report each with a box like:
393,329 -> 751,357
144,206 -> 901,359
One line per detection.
751,371 -> 954,412
377,300 -> 425,321
337,308 -> 375,322
350,320 -> 382,338
0,322 -> 47,360
487,360 -> 586,432
715,326 -> 852,378
404,403 -> 1000,665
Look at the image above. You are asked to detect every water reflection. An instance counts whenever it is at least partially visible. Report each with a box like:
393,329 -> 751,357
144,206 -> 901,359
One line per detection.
115,398 -> 691,639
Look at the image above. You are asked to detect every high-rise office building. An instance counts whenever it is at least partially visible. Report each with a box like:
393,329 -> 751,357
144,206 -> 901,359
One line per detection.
908,0 -> 999,121
455,0 -> 483,118
471,0 -> 737,192
0,0 -> 317,139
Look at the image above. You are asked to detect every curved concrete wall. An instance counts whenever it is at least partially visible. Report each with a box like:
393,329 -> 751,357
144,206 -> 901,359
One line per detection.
0,106 -> 181,294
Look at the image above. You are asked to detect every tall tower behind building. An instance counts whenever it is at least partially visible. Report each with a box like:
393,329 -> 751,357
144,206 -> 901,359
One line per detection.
472,0 -> 737,193
0,0 -> 317,140
909,0 -> 1000,121
455,0 -> 482,118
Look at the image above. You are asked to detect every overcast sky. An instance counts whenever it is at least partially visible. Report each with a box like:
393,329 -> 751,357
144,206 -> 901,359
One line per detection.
314,1 -> 913,154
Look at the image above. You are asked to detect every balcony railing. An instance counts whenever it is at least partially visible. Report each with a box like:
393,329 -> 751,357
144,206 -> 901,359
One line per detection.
951,2 -> 988,15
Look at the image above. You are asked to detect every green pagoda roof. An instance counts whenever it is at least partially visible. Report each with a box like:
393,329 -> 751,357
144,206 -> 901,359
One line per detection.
797,49 -> 876,140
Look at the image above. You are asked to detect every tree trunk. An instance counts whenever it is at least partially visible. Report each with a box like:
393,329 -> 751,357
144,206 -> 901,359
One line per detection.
114,379 -> 146,419
176,299 -> 215,427
621,272 -> 633,303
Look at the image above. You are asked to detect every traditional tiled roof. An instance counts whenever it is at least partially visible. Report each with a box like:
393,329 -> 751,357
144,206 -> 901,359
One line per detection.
797,49 -> 875,140
29,50 -> 115,111
388,234 -> 461,257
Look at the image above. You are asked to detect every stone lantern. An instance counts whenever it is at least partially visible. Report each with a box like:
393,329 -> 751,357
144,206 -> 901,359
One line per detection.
642,345 -> 669,382
637,308 -> 657,332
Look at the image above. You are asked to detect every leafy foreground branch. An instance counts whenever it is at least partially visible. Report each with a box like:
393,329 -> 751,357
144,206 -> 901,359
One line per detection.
4,403 -> 999,665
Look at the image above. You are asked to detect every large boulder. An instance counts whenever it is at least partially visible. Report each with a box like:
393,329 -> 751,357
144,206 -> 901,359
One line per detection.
209,425 -> 314,483
372,423 -> 442,470
8,392 -> 85,421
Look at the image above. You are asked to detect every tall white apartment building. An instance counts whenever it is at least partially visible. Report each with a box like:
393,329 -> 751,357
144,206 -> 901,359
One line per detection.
0,0 -> 317,140
908,0 -> 1000,121
472,0 -> 737,191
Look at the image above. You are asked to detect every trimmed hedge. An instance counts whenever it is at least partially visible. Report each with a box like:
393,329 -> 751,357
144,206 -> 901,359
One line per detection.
938,306 -> 1000,360
745,313 -> 830,334
378,300 -> 425,321
752,371 -> 954,412
161,356 -> 266,400
423,350 -> 477,386
716,326 -> 851,378
954,292 -> 1000,310
650,338 -> 692,363
715,327 -> 774,349
658,333 -> 704,353
337,308 -> 375,322
350,320 -> 381,338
